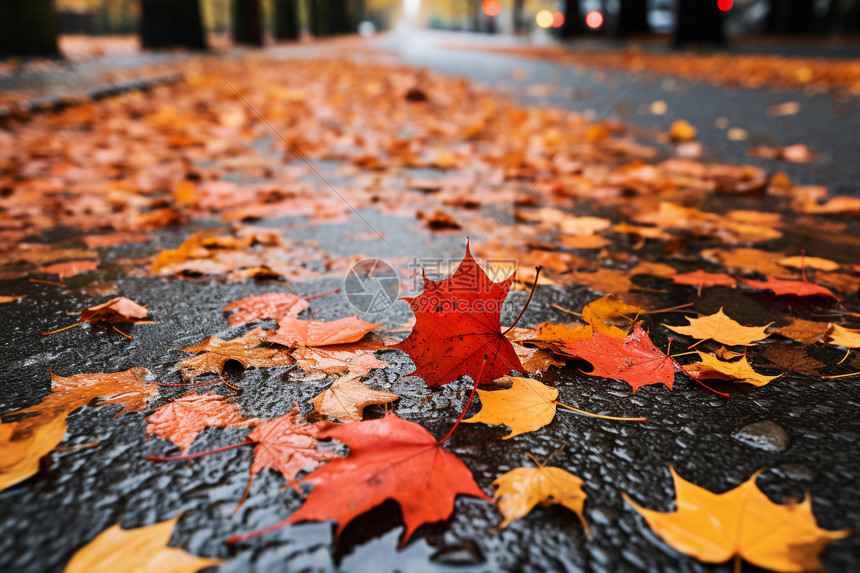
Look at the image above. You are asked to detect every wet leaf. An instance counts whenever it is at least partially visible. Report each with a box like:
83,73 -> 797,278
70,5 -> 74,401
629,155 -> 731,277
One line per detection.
310,376 -> 398,421
223,292 -> 309,327
267,315 -> 381,347
236,413 -> 488,546
493,462 -> 590,535
827,324 -> 860,348
742,277 -> 839,300
465,376 -> 559,439
562,325 -> 675,392
395,243 -> 523,388
624,467 -> 848,572
683,352 -> 780,387
80,297 -> 150,323
664,308 -> 771,346
175,327 -> 293,380
64,516 -> 222,573
146,393 -> 255,452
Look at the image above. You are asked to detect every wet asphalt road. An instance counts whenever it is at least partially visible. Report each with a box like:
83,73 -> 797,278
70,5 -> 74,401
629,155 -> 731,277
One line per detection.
1,32 -> 859,573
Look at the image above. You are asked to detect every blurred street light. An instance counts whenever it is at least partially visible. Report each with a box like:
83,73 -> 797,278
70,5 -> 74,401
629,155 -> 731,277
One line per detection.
535,9 -> 553,29
551,11 -> 565,28
585,10 -> 603,29
482,0 -> 501,17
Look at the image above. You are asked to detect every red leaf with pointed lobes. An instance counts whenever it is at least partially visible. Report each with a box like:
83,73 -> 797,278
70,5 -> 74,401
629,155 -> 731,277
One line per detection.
742,277 -> 839,300
230,413 -> 488,546
395,243 -> 523,388
561,324 -> 675,393
145,393 -> 256,452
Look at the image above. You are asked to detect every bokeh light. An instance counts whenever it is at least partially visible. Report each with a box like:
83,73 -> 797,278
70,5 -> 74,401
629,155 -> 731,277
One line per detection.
482,0 -> 501,17
551,11 -> 565,28
535,10 -> 553,29
718,0 -> 733,11
585,10 -> 603,29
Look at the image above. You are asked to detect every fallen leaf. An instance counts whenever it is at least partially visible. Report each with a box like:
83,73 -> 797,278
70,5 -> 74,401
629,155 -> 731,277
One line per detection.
581,295 -> 643,338
64,516 -> 222,573
773,318 -> 830,345
683,352 -> 780,387
247,406 -> 338,487
395,243 -> 524,388
827,324 -> 860,348
0,411 -> 70,492
667,120 -> 697,142
267,315 -> 381,347
276,413 -> 488,545
664,308 -> 771,346
311,376 -> 398,421
670,270 -> 737,293
513,345 -> 567,374
465,376 -> 559,439
223,292 -> 309,327
38,260 -> 99,280
742,277 -> 839,300
0,295 -> 25,303
175,327 -> 293,380
292,343 -> 388,378
623,467 -> 848,572
80,297 -> 150,323
562,325 -> 675,392
778,256 -> 838,272
493,461 -> 590,535
760,345 -> 824,376
146,393 -> 255,452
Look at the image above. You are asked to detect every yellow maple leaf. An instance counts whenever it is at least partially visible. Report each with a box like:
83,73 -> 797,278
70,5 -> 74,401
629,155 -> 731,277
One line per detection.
465,376 -> 558,439
827,324 -> 860,349
582,295 -> 642,338
493,459 -> 591,537
623,467 -> 848,572
683,352 -> 781,387
64,516 -> 222,573
664,307 -> 771,346
464,376 -> 642,438
310,376 -> 398,421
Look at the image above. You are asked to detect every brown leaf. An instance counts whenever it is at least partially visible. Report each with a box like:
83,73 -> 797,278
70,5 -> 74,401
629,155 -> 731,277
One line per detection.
175,327 -> 293,380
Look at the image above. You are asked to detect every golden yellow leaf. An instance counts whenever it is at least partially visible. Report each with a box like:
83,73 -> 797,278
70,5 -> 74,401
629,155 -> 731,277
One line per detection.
520,322 -> 593,354
64,516 -> 222,573
582,295 -> 642,338
0,412 -> 69,492
827,324 -> 860,349
465,376 -> 558,439
623,467 -> 848,572
778,256 -> 838,272
493,463 -> 590,536
664,308 -> 771,346
310,376 -> 398,421
683,352 -> 780,387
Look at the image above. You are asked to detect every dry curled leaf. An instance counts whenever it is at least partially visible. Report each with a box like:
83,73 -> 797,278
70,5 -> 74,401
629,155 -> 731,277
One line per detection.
683,352 -> 780,387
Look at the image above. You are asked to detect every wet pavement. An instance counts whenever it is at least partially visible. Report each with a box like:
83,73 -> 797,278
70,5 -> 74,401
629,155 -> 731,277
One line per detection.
1,32 -> 859,573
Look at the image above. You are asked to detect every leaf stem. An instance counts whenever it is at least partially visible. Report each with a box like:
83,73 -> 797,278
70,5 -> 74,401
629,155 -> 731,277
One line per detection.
228,517 -> 293,545
437,377 -> 480,445
553,401 -> 646,422
822,371 -> 859,379
112,325 -> 133,339
41,322 -> 82,336
551,302 -> 581,316
501,266 -> 542,336
305,288 -> 341,301
147,441 -> 252,462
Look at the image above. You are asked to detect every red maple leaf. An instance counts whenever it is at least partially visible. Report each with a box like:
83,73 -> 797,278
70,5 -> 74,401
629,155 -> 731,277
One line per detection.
742,277 -> 839,300
561,324 -> 675,393
145,393 -> 256,452
395,244 -> 524,388
229,413 -> 488,546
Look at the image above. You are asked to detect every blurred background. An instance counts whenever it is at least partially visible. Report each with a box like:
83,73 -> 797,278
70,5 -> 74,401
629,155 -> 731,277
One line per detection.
4,0 -> 860,59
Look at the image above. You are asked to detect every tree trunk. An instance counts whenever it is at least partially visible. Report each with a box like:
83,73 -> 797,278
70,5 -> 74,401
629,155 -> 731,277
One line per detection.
232,0 -> 264,46
274,0 -> 299,40
673,0 -> 725,47
615,0 -> 649,37
0,0 -> 59,57
309,0 -> 331,37
141,0 -> 207,50
560,0 -> 584,38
